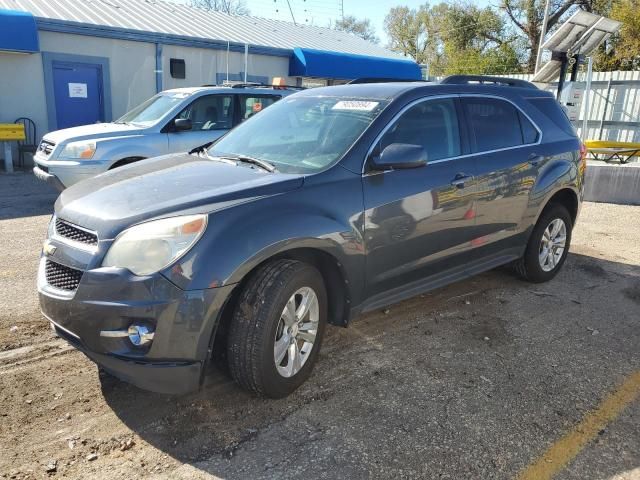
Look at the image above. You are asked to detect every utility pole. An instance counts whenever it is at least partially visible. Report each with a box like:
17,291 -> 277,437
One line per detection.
285,0 -> 297,25
340,0 -> 344,21
535,0 -> 551,73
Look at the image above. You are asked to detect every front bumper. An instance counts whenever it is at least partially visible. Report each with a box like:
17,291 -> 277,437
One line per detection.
33,154 -> 108,189
38,256 -> 235,395
48,316 -> 202,394
33,165 -> 66,192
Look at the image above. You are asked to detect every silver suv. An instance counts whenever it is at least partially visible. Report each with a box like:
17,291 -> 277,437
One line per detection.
33,84 -> 296,190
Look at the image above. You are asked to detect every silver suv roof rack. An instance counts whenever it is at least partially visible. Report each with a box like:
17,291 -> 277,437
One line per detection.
440,75 -> 538,90
200,82 -> 305,90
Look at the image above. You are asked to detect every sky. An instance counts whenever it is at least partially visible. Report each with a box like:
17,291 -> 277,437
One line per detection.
170,0 -> 491,46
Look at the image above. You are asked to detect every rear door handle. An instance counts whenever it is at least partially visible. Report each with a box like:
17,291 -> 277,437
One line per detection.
450,173 -> 471,189
528,153 -> 543,166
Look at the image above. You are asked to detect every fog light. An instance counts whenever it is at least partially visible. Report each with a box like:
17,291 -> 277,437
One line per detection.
128,325 -> 154,346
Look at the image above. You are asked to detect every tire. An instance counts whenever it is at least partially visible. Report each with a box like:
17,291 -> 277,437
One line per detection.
514,203 -> 573,283
227,259 -> 327,398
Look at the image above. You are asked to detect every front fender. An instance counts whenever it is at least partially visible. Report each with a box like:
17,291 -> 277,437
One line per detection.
94,135 -> 165,166
163,189 -> 366,301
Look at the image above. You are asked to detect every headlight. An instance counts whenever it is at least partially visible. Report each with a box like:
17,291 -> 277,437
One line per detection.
60,141 -> 97,159
102,215 -> 207,276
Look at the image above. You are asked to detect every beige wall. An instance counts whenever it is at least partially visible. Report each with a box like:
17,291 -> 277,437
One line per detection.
0,51 -> 47,142
39,31 -> 157,119
161,44 -> 292,89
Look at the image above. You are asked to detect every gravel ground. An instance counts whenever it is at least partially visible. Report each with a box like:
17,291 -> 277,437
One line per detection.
0,173 -> 639,480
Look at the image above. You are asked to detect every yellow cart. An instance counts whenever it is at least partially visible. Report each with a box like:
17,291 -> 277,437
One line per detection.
584,140 -> 640,164
0,123 -> 26,173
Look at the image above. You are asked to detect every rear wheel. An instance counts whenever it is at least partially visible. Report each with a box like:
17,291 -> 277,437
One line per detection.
514,203 -> 572,283
227,259 -> 327,398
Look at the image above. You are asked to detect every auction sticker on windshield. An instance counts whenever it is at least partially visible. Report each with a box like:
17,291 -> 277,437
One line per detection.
332,101 -> 379,111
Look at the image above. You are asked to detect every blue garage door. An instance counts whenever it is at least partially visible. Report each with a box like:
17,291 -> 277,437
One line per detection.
52,61 -> 104,129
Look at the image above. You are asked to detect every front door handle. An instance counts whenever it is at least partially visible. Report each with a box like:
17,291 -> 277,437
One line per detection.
528,153 -> 543,166
450,173 -> 471,189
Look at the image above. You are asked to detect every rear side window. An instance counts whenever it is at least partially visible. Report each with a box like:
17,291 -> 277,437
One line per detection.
239,95 -> 280,123
527,97 -> 576,136
379,98 -> 461,161
462,97 -> 523,152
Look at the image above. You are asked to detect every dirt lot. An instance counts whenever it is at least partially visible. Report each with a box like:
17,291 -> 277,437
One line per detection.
1,173 -> 639,480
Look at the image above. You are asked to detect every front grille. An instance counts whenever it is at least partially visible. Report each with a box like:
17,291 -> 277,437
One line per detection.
38,140 -> 55,156
45,260 -> 83,291
55,219 -> 98,246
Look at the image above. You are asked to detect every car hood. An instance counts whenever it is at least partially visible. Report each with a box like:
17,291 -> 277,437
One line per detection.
55,153 -> 304,239
43,122 -> 146,145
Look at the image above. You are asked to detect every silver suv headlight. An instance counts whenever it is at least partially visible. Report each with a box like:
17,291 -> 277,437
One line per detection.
59,141 -> 97,159
102,215 -> 207,276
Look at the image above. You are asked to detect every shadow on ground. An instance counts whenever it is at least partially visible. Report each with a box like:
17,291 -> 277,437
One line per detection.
0,172 -> 58,220
100,252 -> 640,479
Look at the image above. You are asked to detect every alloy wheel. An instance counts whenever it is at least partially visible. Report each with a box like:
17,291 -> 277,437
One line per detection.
273,287 -> 320,378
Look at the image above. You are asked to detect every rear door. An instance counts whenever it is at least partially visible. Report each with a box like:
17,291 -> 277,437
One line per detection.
167,94 -> 234,152
362,97 -> 479,298
461,96 -> 541,246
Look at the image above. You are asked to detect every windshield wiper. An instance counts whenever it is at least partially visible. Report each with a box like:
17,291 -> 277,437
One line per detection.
189,141 -> 215,155
219,154 -> 277,173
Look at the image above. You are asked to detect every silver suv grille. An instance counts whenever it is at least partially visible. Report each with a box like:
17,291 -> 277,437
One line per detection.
38,140 -> 56,157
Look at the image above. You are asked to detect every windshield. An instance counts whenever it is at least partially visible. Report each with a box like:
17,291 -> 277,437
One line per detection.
116,92 -> 191,126
208,96 -> 388,173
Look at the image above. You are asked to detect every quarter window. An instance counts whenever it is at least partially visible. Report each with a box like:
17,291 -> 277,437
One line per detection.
519,111 -> 539,144
379,98 -> 461,161
463,97 -> 534,152
176,95 -> 233,131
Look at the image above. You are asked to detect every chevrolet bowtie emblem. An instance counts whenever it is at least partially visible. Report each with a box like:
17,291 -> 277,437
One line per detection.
43,242 -> 57,256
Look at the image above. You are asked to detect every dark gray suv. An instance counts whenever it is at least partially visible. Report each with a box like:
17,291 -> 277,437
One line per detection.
38,76 -> 585,398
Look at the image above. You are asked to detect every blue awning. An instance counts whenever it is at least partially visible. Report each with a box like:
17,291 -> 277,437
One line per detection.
0,9 -> 39,53
289,47 -> 421,81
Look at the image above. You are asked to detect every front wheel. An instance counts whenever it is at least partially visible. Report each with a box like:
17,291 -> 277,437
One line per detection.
227,259 -> 327,398
514,203 -> 573,283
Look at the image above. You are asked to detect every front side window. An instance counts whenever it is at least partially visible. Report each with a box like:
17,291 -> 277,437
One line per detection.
463,97 -> 529,152
378,98 -> 461,162
116,92 -> 190,127
208,96 -> 388,174
176,95 -> 233,131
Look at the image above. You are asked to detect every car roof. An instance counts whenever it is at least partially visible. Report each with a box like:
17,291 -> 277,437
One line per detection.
294,81 -> 553,100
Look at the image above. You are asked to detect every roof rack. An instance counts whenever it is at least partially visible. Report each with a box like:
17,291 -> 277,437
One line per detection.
348,77 -> 427,84
440,75 -> 538,90
200,82 -> 305,90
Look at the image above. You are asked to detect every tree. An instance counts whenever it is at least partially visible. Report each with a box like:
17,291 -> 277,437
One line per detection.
333,15 -> 379,43
190,0 -> 249,15
500,0 -> 580,72
609,0 -> 640,68
384,2 -> 521,75
384,6 -> 437,65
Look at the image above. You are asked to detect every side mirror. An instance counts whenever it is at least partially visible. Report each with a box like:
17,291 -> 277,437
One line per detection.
174,118 -> 192,131
371,143 -> 427,170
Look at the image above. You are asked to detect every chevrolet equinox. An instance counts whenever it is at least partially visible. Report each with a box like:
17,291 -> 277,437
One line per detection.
39,76 -> 585,398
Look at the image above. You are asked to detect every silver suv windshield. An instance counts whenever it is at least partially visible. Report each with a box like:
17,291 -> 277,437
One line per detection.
208,96 -> 388,174
116,92 -> 191,127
